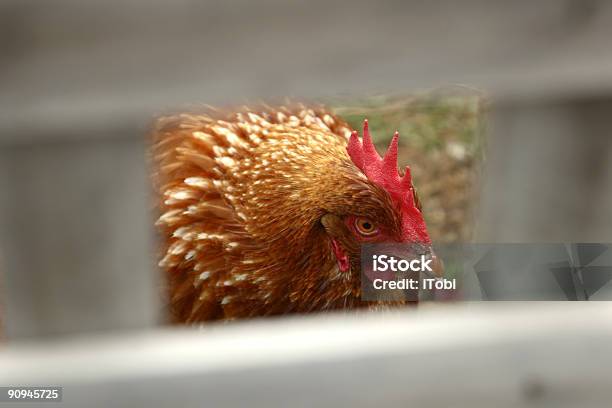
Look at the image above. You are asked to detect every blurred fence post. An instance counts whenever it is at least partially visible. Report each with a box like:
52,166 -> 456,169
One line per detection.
0,136 -> 159,339
477,98 -> 612,243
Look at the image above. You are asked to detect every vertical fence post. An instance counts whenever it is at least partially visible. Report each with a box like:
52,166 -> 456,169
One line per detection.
478,98 -> 612,243
0,136 -> 159,340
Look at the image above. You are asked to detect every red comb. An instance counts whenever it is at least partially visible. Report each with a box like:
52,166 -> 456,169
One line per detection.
347,119 -> 430,244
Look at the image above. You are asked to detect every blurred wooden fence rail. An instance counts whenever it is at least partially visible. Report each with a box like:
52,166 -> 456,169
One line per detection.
2,304 -> 612,408
3,0 -> 612,144
1,1 -> 612,406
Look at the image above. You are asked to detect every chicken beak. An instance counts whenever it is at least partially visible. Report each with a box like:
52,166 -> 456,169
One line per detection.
430,251 -> 445,278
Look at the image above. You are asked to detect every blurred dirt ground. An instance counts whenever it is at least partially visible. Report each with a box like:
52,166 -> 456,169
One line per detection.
328,88 -> 487,243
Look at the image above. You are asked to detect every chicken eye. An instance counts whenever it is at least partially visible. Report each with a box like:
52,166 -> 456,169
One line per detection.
354,217 -> 379,236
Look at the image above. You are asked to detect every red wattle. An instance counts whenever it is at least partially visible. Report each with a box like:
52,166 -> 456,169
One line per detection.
330,238 -> 350,272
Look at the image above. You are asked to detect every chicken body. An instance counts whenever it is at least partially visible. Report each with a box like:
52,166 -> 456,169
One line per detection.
152,104 -> 431,323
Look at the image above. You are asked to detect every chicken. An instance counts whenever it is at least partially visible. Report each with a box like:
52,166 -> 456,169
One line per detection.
151,103 -> 434,323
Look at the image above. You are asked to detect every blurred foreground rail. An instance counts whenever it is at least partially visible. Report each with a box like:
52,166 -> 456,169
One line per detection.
2,304 -> 612,408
